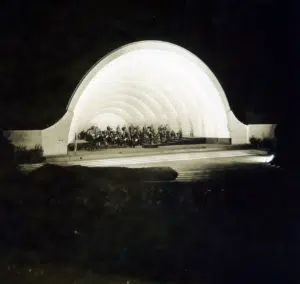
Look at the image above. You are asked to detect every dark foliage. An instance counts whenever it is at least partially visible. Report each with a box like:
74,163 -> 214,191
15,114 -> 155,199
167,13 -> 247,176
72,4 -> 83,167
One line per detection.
14,145 -> 46,164
0,130 -> 16,177
0,163 -> 298,283
260,137 -> 275,150
249,136 -> 275,151
249,136 -> 262,147
0,130 -> 15,161
273,113 -> 300,168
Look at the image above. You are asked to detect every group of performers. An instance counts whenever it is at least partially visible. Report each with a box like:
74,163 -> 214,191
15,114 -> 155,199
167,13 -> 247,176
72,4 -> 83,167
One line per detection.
72,124 -> 183,150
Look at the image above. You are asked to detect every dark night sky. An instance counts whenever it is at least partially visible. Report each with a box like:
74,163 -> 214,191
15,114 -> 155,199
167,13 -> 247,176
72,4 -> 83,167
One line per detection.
0,0 -> 295,129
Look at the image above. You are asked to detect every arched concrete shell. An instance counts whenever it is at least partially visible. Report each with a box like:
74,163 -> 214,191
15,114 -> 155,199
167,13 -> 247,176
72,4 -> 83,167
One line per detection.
67,40 -> 235,143
40,40 -> 249,156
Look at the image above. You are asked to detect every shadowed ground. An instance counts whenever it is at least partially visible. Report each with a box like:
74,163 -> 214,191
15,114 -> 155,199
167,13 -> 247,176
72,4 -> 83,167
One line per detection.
1,150 -> 297,284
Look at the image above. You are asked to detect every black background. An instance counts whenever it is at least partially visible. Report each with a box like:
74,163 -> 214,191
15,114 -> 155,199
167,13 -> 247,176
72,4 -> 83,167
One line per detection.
0,0 -> 294,129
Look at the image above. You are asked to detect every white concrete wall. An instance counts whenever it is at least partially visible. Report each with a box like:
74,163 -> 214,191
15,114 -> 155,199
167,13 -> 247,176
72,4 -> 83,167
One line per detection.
5,114 -> 277,157
227,110 -> 248,144
3,130 -> 42,149
41,111 -> 74,156
248,124 -> 276,140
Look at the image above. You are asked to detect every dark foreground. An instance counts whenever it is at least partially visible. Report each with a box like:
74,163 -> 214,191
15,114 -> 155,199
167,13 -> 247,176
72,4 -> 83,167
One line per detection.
0,163 -> 299,284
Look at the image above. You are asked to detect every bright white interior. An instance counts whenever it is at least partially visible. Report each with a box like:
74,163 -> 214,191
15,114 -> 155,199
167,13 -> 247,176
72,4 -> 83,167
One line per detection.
87,113 -> 128,130
68,43 -> 231,143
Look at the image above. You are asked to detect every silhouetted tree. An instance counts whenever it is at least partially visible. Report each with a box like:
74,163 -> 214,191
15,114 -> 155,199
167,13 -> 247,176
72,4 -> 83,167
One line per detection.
274,112 -> 300,168
0,130 -> 16,176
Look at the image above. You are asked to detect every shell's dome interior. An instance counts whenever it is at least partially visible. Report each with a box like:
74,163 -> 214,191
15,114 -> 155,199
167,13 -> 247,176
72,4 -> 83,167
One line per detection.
68,42 -> 230,143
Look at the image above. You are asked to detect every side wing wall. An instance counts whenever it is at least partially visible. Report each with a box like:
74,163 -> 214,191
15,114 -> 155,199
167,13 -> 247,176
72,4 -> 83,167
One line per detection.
41,111 -> 74,156
248,124 -> 276,140
227,110 -> 248,144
